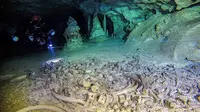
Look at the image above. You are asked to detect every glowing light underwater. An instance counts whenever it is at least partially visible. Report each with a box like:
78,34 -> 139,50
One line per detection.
48,39 -> 55,57
28,35 -> 34,41
48,29 -> 56,36
12,36 -> 19,42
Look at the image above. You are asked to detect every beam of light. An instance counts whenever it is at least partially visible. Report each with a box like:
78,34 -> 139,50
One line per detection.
48,43 -> 55,57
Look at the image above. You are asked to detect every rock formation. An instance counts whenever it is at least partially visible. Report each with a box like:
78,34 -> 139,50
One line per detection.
90,16 -> 108,42
124,6 -> 200,63
2,0 -> 200,17
1,0 -> 200,62
63,17 -> 82,50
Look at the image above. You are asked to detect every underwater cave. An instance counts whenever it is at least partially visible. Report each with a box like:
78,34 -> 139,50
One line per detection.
0,4 -> 88,59
1,0 -> 200,112
97,13 -> 114,37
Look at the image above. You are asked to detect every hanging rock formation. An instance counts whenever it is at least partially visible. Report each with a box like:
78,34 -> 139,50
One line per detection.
1,0 -> 200,63
90,16 -> 108,42
105,5 -> 152,39
2,0 -> 200,17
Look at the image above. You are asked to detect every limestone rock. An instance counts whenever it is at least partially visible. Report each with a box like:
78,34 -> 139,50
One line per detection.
174,0 -> 200,10
114,7 -> 144,22
105,5 -> 152,39
124,14 -> 163,43
105,14 -> 126,39
64,17 -> 81,38
3,0 -> 200,20
124,6 -> 200,63
63,17 -> 83,50
119,94 -> 126,103
90,16 -> 107,42
174,21 -> 200,62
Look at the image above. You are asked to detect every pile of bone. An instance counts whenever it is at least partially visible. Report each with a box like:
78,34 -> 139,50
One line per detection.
27,57 -> 200,112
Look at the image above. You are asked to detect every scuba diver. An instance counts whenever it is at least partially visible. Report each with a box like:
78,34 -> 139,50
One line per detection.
3,25 -> 19,42
3,15 -> 56,48
26,15 -> 46,45
25,15 -> 55,47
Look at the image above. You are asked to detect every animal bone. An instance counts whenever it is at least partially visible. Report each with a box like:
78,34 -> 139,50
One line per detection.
97,94 -> 106,104
0,74 -> 16,81
105,94 -> 114,104
144,100 -> 154,107
149,90 -> 160,103
10,75 -> 27,82
16,105 -> 65,112
112,94 -> 119,103
52,90 -> 86,105
112,83 -> 138,95
87,92 -> 97,101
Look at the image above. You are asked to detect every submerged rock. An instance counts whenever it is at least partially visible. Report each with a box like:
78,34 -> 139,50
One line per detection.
123,6 -> 200,63
90,16 -> 108,42
63,17 -> 83,50
175,0 -> 200,10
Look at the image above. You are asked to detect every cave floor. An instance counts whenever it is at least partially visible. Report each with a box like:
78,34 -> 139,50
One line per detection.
0,38 -> 199,112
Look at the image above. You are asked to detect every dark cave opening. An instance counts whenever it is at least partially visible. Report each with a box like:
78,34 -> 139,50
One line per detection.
97,13 -> 114,37
42,7 -> 88,46
0,5 -> 88,59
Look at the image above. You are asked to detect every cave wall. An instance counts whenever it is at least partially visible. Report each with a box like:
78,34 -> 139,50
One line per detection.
1,0 -> 200,32
1,0 -> 200,62
1,0 -> 200,41
123,6 -> 200,63
1,0 -> 200,16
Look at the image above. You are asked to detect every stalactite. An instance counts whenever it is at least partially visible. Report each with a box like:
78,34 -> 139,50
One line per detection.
103,14 -> 107,32
88,15 -> 91,36
106,30 -> 109,36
